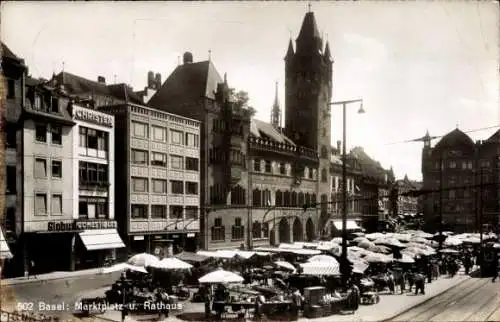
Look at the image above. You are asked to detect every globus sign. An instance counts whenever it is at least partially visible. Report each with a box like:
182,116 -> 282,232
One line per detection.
47,220 -> 117,232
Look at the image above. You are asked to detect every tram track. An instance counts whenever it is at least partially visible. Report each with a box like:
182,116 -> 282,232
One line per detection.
389,278 -> 490,321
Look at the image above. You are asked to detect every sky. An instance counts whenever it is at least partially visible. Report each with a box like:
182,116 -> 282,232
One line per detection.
2,1 -> 499,181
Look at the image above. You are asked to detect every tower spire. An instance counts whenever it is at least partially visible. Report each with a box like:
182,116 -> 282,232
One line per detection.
271,81 -> 282,130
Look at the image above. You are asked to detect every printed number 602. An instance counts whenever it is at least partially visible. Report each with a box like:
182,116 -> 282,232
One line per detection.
17,302 -> 34,311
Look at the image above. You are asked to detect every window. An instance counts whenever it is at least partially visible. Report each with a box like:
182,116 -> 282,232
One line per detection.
449,161 -> 456,169
5,124 -> 16,148
279,163 -> 286,175
131,204 -> 148,219
252,221 -> 262,239
264,160 -> 272,173
34,94 -> 42,110
186,182 -> 198,195
185,133 -> 199,147
51,160 -> 62,178
133,122 -> 148,138
51,194 -> 62,214
152,179 -> 167,193
86,128 -> 98,149
232,217 -> 244,240
51,98 -> 59,113
35,124 -> 47,142
169,205 -> 183,219
185,206 -> 198,219
35,158 -> 47,178
211,217 -> 225,241
321,145 -> 328,158
254,159 -> 261,172
132,177 -> 148,192
321,169 -> 327,182
132,149 -> 148,165
186,157 -> 199,171
170,155 -> 183,169
467,161 -> 473,169
97,131 -> 107,151
276,190 -> 283,207
171,180 -> 184,194
262,222 -> 269,238
231,186 -> 246,205
7,79 -> 15,98
151,205 -> 167,218
170,130 -> 183,144
35,193 -> 47,214
97,164 -> 108,183
151,152 -> 167,167
308,169 -> 314,179
152,126 -> 166,142
6,166 -> 16,194
253,189 -> 262,207
79,127 -> 86,147
462,161 -> 467,170
50,125 -> 62,145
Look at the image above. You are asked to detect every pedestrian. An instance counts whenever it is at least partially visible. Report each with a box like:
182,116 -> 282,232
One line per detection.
492,259 -> 499,283
413,273 -> 425,295
426,261 -> 432,283
432,260 -> 440,280
28,260 -> 37,280
407,272 -> 414,293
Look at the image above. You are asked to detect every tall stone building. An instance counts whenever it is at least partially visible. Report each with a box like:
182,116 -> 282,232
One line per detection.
147,11 -> 336,250
422,128 -> 500,233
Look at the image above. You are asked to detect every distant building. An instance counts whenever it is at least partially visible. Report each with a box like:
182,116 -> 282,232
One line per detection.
147,11 -> 335,250
1,42 -> 28,275
99,103 -> 201,257
349,147 -> 395,232
393,174 -> 420,217
421,128 -> 500,233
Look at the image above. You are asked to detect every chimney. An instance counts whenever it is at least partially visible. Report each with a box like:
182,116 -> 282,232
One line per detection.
183,52 -> 193,64
336,140 -> 341,152
97,76 -> 106,84
155,73 -> 162,89
147,71 -> 155,89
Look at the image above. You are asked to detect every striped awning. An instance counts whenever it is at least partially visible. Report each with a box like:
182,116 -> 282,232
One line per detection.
299,262 -> 340,276
0,228 -> 13,259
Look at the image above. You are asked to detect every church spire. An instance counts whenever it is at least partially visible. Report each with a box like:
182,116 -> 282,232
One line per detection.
296,11 -> 322,54
285,38 -> 294,60
324,40 -> 332,62
271,81 -> 282,130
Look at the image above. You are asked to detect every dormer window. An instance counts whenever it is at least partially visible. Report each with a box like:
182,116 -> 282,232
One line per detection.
34,94 -> 42,110
51,98 -> 59,113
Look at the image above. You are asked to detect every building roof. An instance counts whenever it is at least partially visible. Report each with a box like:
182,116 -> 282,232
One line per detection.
50,72 -> 142,104
297,12 -> 321,42
250,119 -> 295,145
349,146 -> 390,180
485,129 -> 499,143
434,128 -> 475,150
148,60 -> 223,107
1,42 -> 23,62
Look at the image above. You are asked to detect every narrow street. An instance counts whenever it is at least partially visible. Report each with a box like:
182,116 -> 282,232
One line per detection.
388,278 -> 500,322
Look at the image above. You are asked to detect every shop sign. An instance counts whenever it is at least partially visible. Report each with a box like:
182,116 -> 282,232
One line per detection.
74,108 -> 113,127
47,220 -> 117,232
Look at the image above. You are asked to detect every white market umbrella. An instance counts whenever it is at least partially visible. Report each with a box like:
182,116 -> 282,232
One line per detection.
439,248 -> 459,254
300,261 -> 340,276
199,269 -> 244,284
353,237 -> 369,243
153,257 -> 193,270
365,233 -> 385,240
128,253 -> 160,267
358,240 -> 375,249
102,263 -> 148,274
274,261 -> 296,272
368,244 -> 391,254
364,253 -> 392,264
348,246 -> 366,252
373,238 -> 406,248
493,243 -> 500,249
444,238 -> 463,247
331,237 -> 344,244
462,237 -> 481,244
389,254 -> 415,264
308,255 -> 339,265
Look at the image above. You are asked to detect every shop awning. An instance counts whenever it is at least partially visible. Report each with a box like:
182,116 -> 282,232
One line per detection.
333,220 -> 361,231
0,228 -> 13,259
79,229 -> 125,251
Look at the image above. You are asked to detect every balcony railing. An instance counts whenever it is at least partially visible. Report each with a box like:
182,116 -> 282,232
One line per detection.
249,136 -> 318,160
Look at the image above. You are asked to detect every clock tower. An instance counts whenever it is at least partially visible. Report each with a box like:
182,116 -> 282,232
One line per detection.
284,11 -> 333,207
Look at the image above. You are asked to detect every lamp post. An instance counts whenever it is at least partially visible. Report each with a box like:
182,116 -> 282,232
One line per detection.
329,98 -> 365,286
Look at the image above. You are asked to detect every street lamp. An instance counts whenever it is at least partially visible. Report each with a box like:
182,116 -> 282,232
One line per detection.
329,98 -> 365,286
